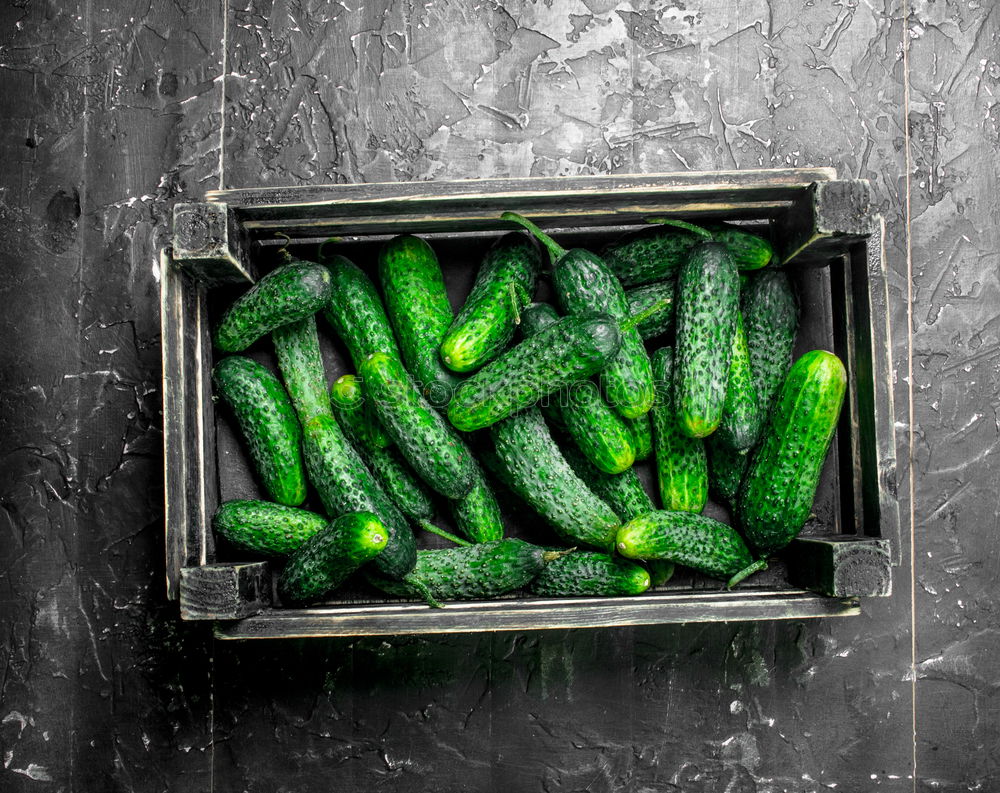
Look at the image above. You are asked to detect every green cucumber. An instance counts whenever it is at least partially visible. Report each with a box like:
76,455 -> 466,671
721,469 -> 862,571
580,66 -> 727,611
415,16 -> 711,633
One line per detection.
214,260 -> 332,352
330,374 -> 391,451
212,499 -> 328,556
278,511 -> 388,603
737,350 -> 847,555
360,352 -> 475,500
562,444 -> 655,524
378,235 -> 461,406
521,302 -> 635,474
503,212 -> 655,419
651,347 -> 708,513
673,241 -> 740,438
645,559 -> 676,587
704,222 -> 773,271
742,269 -> 799,439
440,232 -> 541,372
529,552 -> 650,597
450,464 -> 505,543
212,356 -> 307,506
714,313 -> 762,451
301,413 -> 416,578
272,315 -> 332,423
322,254 -> 400,369
625,281 -> 676,340
368,539 -> 565,602
625,413 -> 653,461
489,407 -> 619,551
706,438 -> 750,507
447,313 -> 621,432
616,511 -> 756,582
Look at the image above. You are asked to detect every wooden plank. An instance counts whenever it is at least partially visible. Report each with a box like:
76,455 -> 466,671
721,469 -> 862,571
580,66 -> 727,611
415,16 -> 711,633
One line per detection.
777,180 -> 876,266
213,590 -> 859,639
172,202 -> 256,285
785,536 -> 891,597
180,562 -> 272,620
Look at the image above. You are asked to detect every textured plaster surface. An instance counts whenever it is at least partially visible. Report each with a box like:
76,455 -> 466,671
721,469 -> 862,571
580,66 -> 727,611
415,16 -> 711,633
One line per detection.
0,0 -> 992,790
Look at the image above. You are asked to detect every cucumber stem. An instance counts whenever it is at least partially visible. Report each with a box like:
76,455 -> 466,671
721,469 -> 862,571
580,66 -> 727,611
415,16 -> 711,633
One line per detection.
726,558 -> 768,589
404,574 -> 444,609
274,232 -> 294,262
316,236 -> 343,262
542,547 -> 576,563
418,520 -> 472,547
622,296 -> 672,333
645,218 -> 714,240
500,211 -> 566,264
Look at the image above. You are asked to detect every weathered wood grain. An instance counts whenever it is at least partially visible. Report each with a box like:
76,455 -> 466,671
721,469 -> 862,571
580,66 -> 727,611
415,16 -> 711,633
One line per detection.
180,562 -> 272,620
786,536 -> 892,598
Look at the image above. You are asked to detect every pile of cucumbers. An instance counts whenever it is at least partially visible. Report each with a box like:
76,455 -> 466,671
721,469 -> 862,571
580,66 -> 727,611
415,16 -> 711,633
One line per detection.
210,213 -> 847,607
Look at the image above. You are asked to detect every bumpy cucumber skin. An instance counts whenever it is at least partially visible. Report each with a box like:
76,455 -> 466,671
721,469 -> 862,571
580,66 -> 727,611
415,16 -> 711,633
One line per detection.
322,254 -> 400,369
301,413 -> 416,578
278,512 -> 388,603
330,374 -> 392,451
212,356 -> 307,506
742,269 -> 799,441
651,348 -> 708,513
447,313 -> 621,432
369,539 -> 553,601
272,315 -> 332,423
213,500 -> 328,556
553,249 -> 655,419
489,408 -> 619,551
706,438 -> 750,507
214,261 -> 332,352
529,552 -> 650,597
521,303 -> 635,474
361,352 -> 475,500
440,232 -> 541,373
625,413 -> 653,461
625,281 -> 676,341
378,235 -> 461,406
715,313 -> 762,451
704,223 -> 773,271
602,226 -> 702,287
737,350 -> 847,555
563,444 -> 655,524
674,242 -> 740,438
450,464 -> 504,543
616,511 -> 754,581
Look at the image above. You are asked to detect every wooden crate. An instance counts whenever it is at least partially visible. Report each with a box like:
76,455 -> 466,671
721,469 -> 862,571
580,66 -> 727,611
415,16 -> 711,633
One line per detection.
161,169 -> 897,639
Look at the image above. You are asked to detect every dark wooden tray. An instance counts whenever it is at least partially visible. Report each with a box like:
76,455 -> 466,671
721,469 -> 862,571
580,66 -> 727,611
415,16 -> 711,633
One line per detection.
160,169 -> 897,639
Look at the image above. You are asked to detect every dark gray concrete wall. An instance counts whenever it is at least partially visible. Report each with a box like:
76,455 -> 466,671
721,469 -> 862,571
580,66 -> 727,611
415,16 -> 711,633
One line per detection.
1,1 -> 995,791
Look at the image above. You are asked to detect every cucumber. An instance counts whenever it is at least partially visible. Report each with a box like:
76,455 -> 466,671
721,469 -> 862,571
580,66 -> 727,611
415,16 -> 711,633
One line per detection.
625,413 -> 653,461
602,221 -> 772,287
272,315 -> 332,423
651,348 -> 708,513
673,241 -> 740,438
212,499 -> 328,556
378,235 -> 461,406
300,413 -> 416,578
368,539 -> 565,602
489,407 -> 619,551
616,511 -> 756,582
329,373 -> 435,522
446,313 -> 621,432
360,352 -> 475,500
625,281 -> 676,340
563,444 -> 655,524
321,254 -> 400,369
214,260 -> 332,352
520,302 -> 635,474
706,438 -> 750,507
742,269 -> 799,438
450,464 -> 505,543
278,512 -> 388,603
737,350 -> 847,555
503,212 -> 655,419
529,552 -> 650,597
645,559 -> 676,587
212,356 -> 307,506
714,313 -> 762,451
329,374 -> 391,451
440,232 -> 541,372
